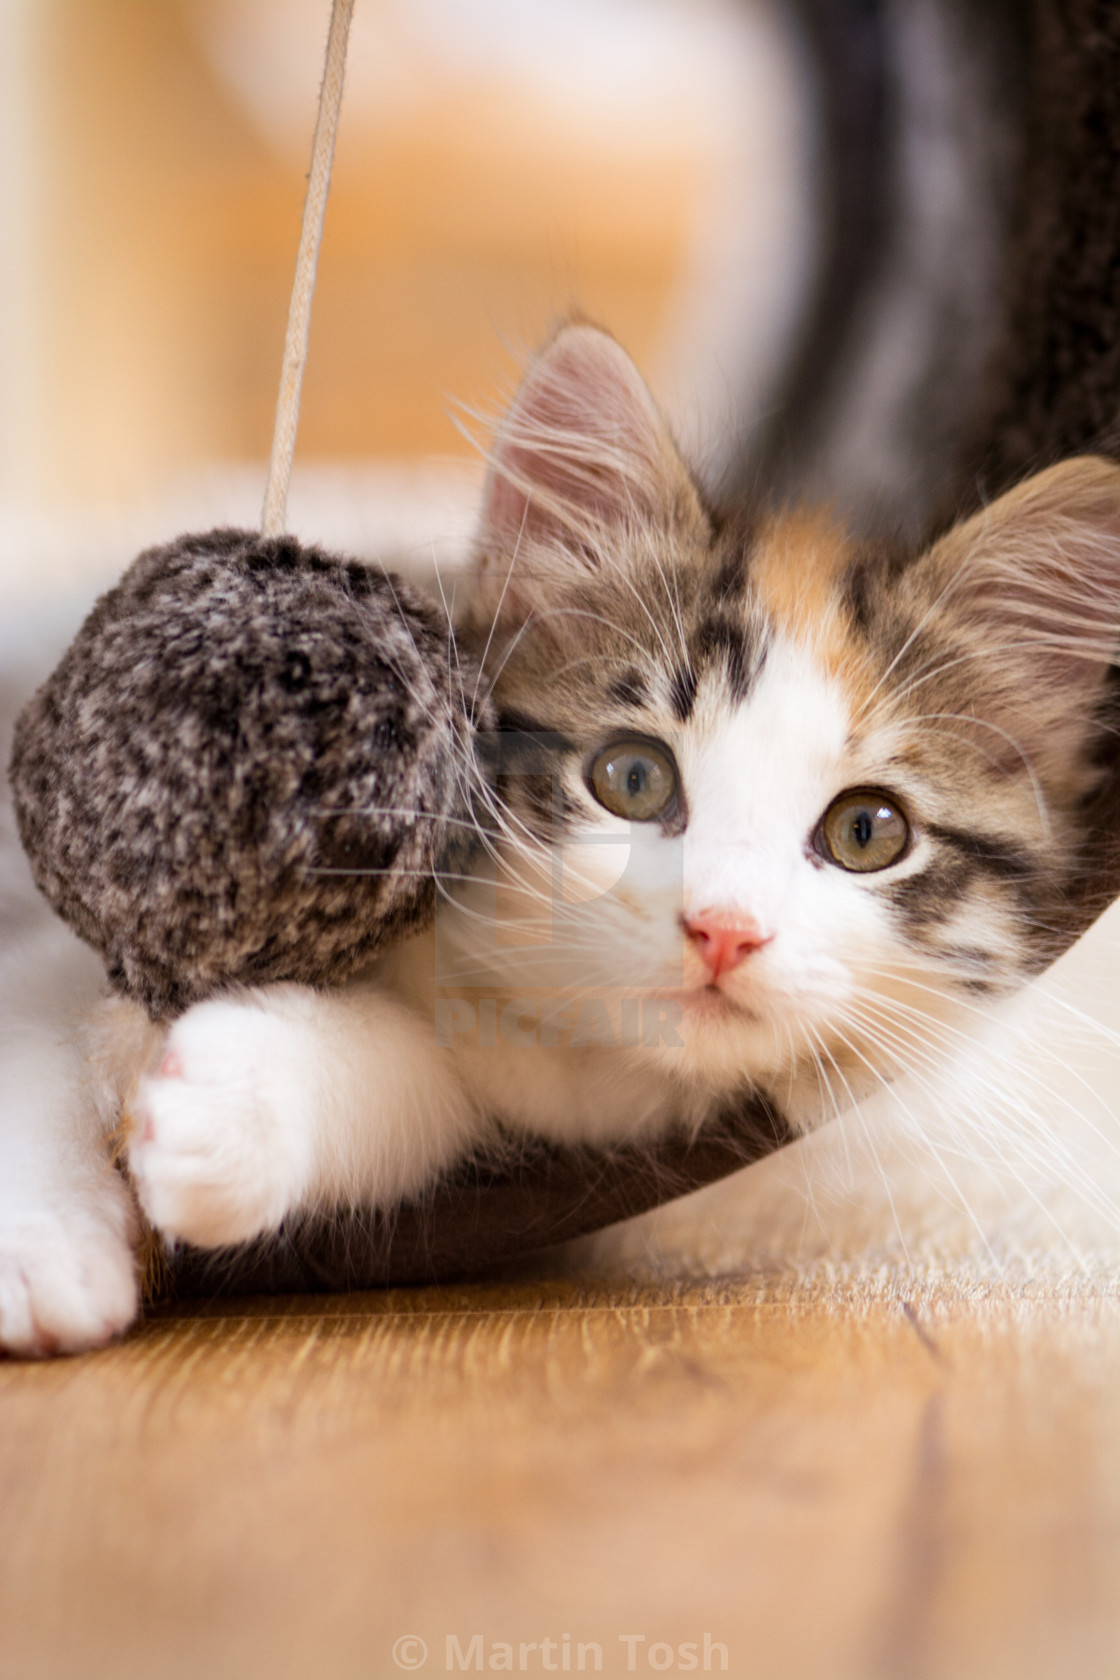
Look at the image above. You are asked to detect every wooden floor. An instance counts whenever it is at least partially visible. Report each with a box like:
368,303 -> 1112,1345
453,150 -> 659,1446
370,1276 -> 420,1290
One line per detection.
3,1268 -> 1120,1680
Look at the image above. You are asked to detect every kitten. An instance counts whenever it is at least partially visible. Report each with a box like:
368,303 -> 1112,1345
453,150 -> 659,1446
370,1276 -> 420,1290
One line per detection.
3,322 -> 1120,1354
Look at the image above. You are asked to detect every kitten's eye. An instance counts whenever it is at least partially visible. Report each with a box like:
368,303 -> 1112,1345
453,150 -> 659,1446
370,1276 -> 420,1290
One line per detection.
820,789 -> 909,872
587,738 -> 678,822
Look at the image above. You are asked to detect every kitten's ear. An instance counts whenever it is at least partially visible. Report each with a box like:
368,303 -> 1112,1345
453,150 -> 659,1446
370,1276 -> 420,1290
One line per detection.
915,456 -> 1120,782
474,324 -> 705,581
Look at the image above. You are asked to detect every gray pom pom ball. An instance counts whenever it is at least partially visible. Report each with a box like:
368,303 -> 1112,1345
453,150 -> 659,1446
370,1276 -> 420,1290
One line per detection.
10,528 -> 492,1019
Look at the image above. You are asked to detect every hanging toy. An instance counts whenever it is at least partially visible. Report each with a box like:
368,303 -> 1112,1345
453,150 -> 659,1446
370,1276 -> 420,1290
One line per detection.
10,1 -> 490,1021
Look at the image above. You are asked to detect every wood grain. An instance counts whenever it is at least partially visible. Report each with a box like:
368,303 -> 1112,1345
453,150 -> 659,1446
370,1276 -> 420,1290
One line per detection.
3,1268 -> 1119,1680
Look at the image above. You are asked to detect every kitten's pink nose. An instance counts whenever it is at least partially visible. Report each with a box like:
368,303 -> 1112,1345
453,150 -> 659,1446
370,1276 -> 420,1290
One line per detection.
684,911 -> 772,978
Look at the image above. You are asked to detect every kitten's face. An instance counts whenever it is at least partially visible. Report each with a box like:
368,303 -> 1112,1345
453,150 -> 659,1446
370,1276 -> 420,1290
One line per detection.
455,327 -> 1120,1117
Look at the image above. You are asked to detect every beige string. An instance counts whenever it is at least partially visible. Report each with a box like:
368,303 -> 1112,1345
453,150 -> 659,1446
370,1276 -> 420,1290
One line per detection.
261,0 -> 356,539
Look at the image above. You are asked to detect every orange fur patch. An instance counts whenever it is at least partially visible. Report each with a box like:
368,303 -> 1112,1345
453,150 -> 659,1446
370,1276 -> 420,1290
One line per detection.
751,510 -> 850,642
752,510 -> 877,712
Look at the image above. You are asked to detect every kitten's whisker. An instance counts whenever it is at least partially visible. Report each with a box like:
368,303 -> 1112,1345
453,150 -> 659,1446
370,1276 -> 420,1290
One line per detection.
863,623 -> 1119,726
796,1031 -> 847,1237
852,962 -> 1019,1022
470,500 -> 531,717
802,1020 -> 912,1258
813,1013 -> 1004,1261
831,996 -> 1120,1227
631,521 -> 690,669
311,807 -> 494,832
1029,981 -> 1120,1047
591,536 -> 681,677
473,601 -> 544,699
891,712 -> 1050,833
507,601 -> 671,669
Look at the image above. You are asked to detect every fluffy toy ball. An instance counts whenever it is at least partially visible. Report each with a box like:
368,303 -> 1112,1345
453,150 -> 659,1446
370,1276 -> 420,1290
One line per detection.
10,527 -> 492,1019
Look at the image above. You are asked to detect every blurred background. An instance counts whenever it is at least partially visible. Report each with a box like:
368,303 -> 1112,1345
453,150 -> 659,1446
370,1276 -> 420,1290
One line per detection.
0,0 -> 813,603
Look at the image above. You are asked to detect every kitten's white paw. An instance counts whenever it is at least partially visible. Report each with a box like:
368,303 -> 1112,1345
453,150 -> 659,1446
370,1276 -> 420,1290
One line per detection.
0,1193 -> 139,1358
129,999 -> 316,1248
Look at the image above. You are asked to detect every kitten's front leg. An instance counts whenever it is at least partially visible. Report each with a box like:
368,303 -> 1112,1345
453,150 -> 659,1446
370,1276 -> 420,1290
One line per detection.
127,981 -> 476,1248
0,948 -> 145,1356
